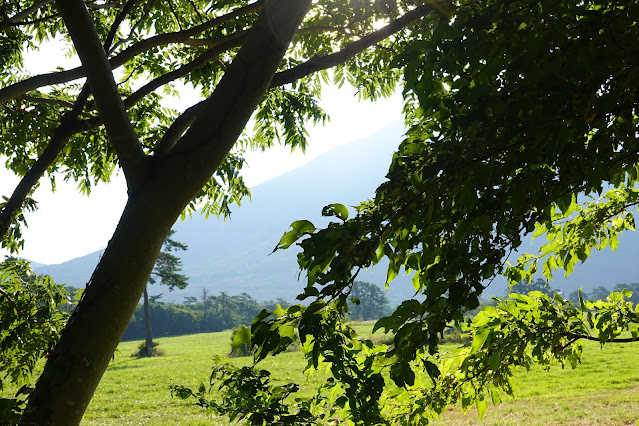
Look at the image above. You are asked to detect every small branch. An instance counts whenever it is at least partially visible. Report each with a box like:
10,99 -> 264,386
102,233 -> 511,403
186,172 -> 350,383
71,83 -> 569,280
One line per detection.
104,0 -> 141,52
20,95 -> 75,108
186,0 -> 204,23
167,0 -> 184,31
55,0 -> 145,176
122,36 -> 244,110
183,30 -> 248,47
127,0 -> 158,36
270,4 -> 435,88
86,2 -> 121,11
567,333 -> 639,344
6,0 -> 53,22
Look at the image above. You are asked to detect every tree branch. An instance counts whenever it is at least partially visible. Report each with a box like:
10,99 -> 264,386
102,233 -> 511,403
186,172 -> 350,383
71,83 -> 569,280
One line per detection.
5,0 -> 53,22
270,4 -> 435,87
568,333 -> 639,344
172,0 -> 312,163
0,1 -> 262,103
122,36 -> 245,110
20,94 -> 74,108
166,0 -> 184,31
155,102 -> 204,156
0,283 -> 23,317
183,30 -> 248,47
0,118 -> 88,240
103,0 -> 141,52
55,0 -> 145,176
156,5 -> 436,153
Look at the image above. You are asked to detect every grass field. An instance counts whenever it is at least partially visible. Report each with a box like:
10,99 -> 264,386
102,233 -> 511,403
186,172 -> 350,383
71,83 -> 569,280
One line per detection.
6,322 -> 639,425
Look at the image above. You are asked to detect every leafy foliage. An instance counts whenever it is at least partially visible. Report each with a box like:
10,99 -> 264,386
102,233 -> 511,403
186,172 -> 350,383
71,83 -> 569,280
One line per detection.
2,0 -> 639,423
176,0 -> 639,423
0,258 -> 68,420
229,326 -> 253,357
506,278 -> 557,297
171,355 -> 316,425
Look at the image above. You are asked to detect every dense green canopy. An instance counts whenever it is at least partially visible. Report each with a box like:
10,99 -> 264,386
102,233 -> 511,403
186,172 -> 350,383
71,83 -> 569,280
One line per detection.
0,0 -> 441,423
1,0 -> 638,424
173,0 -> 639,424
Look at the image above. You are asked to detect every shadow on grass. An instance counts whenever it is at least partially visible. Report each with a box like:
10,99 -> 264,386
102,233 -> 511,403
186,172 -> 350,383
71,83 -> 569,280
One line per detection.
107,358 -> 145,371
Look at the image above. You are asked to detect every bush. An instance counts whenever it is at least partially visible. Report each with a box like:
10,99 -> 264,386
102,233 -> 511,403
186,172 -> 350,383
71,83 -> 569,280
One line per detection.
131,341 -> 165,358
441,327 -> 471,344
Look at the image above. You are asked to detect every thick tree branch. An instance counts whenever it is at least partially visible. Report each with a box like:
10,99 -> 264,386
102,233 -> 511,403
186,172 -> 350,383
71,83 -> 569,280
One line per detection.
270,4 -> 435,87
568,333 -> 639,344
155,102 -> 204,156
0,1 -> 262,104
55,0 -> 144,176
172,0 -> 312,167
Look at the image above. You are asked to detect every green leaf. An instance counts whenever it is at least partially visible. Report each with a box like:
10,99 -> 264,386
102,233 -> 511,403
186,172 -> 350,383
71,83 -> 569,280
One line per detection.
476,396 -> 488,420
321,203 -> 349,221
273,220 -> 315,251
470,328 -> 490,354
231,326 -> 251,349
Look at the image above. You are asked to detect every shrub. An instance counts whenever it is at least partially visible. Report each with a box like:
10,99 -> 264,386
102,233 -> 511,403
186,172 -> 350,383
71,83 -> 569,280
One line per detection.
131,341 -> 165,358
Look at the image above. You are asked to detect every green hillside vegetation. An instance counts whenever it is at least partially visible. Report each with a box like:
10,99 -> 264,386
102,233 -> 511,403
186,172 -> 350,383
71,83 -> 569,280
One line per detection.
3,324 -> 636,425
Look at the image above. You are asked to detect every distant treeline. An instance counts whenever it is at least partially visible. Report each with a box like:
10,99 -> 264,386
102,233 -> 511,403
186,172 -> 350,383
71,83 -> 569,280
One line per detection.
124,290 -> 293,340
62,287 -> 289,340
60,281 -> 392,340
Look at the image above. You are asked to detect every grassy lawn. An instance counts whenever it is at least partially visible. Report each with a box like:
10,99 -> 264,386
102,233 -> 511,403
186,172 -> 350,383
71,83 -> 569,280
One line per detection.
4,323 -> 639,424
81,331 -> 331,425
435,341 -> 639,425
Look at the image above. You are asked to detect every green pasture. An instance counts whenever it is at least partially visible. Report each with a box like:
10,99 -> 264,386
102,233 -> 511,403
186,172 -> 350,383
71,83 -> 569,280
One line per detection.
5,322 -> 639,425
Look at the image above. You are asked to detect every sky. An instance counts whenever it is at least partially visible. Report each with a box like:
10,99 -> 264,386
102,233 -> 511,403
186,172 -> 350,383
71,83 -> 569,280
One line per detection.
1,40 -> 404,264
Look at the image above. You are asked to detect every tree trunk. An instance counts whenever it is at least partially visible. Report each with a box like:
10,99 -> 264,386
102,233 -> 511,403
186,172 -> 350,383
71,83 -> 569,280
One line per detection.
21,1 -> 311,424
143,287 -> 153,357
22,186 -> 182,425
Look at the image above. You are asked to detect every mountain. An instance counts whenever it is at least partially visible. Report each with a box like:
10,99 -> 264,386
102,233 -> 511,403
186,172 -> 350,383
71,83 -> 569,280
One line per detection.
34,120 -> 416,304
33,120 -> 639,304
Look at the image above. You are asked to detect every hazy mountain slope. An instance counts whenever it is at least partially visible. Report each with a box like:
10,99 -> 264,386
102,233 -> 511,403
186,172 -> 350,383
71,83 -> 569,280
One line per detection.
32,119 -> 639,304
34,121 -> 416,304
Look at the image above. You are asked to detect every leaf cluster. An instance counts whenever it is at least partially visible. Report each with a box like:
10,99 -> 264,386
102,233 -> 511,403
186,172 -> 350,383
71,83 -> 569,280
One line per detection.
190,0 -> 639,423
0,258 -> 68,420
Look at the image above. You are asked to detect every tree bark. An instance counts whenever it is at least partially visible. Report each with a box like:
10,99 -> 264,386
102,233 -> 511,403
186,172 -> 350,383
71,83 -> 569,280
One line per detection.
21,1 -> 311,424
143,287 -> 154,357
